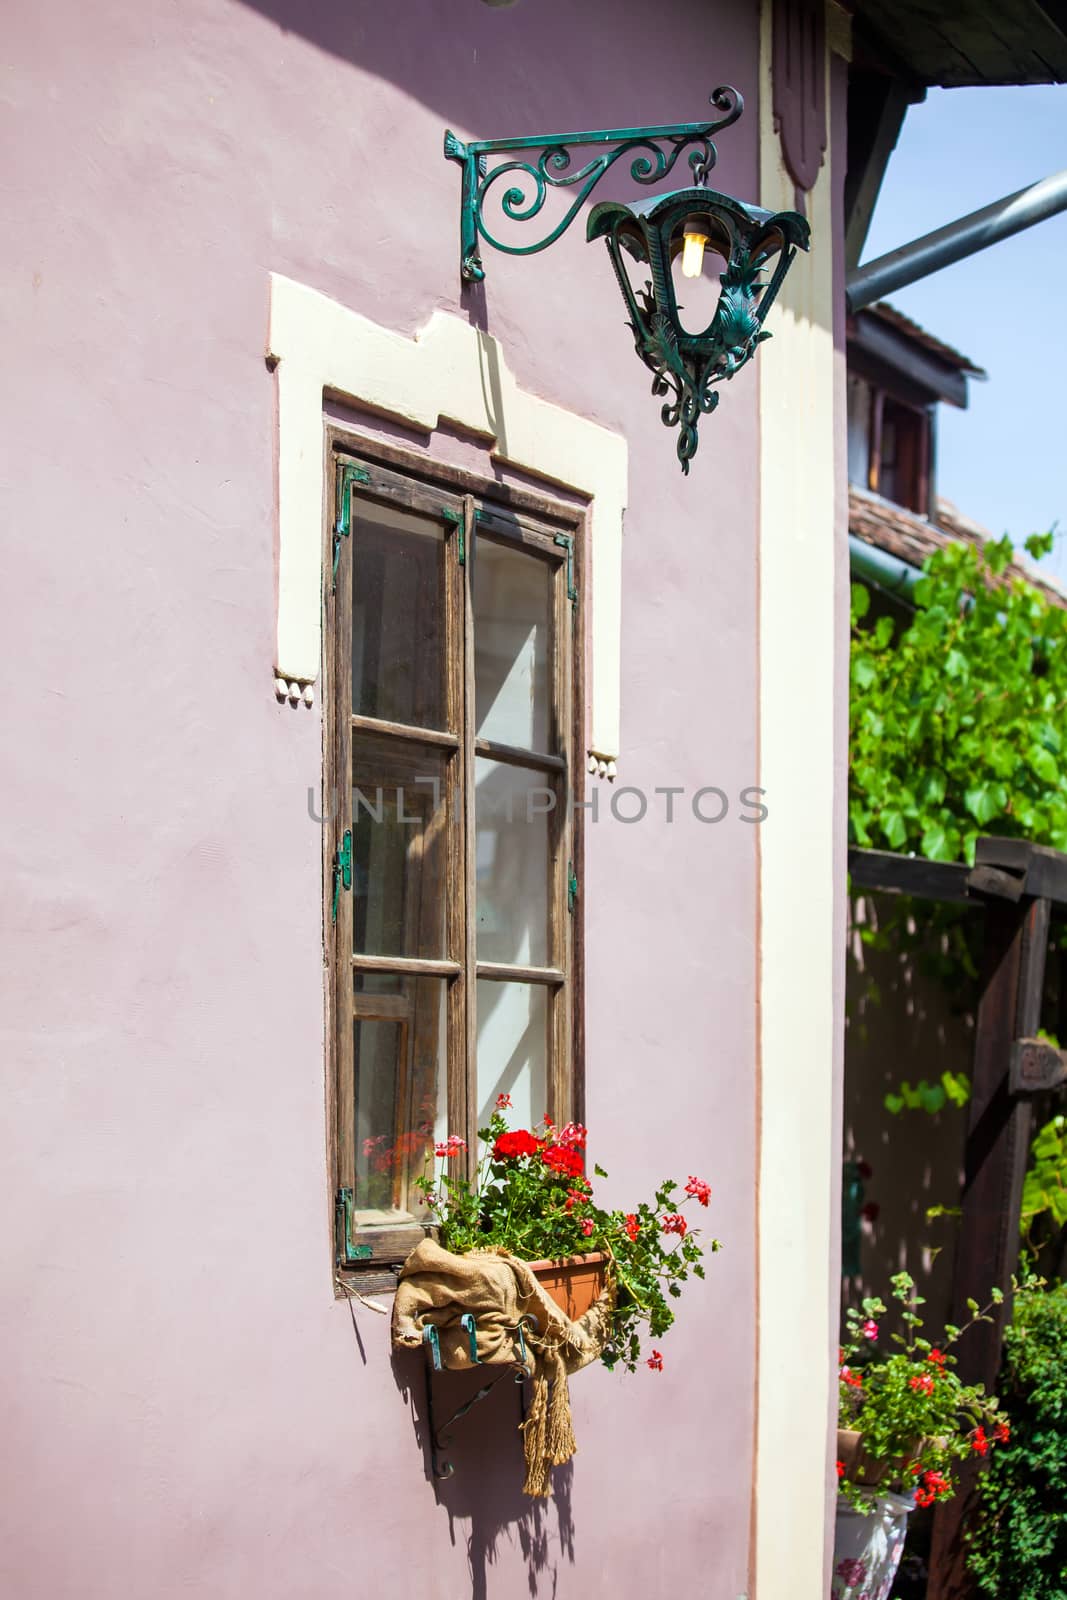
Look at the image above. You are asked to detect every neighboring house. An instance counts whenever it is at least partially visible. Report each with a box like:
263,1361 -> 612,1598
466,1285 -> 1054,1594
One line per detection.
4,4 -> 1067,1600
847,300 -> 1066,606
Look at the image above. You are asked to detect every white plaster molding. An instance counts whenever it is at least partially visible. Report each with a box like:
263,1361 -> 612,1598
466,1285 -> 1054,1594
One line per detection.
266,274 -> 628,764
753,7 -> 841,1598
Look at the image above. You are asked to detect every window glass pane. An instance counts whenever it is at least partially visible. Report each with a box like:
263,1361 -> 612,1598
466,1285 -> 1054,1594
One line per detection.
475,756 -> 550,966
474,536 -> 552,751
352,737 -> 450,959
352,976 -> 447,1219
476,980 -> 547,1133
351,500 -> 448,730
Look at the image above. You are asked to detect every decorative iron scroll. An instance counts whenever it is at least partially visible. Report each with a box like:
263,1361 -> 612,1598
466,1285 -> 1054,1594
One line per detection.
444,86 -> 745,283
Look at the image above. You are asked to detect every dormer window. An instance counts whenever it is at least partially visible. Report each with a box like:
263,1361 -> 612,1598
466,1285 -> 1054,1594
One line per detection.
846,302 -> 984,517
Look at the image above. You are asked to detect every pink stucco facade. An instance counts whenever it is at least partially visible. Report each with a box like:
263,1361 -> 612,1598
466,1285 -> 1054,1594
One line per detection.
2,3 -> 846,1596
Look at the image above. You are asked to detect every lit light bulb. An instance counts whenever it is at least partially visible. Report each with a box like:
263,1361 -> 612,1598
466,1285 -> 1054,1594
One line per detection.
681,230 -> 706,279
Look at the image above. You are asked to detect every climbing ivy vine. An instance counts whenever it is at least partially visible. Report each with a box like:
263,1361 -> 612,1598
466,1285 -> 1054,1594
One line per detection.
850,530 -> 1063,862
850,528 -> 1067,1232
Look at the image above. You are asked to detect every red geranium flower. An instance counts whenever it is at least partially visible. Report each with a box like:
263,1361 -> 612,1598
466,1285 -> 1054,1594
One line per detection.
579,1217 -> 595,1237
541,1144 -> 584,1178
994,1420 -> 1010,1444
495,1092 -> 512,1109
909,1373 -> 935,1396
493,1129 -> 541,1160
557,1122 -> 588,1151
661,1214 -> 688,1237
684,1175 -> 712,1207
624,1213 -> 640,1241
915,1469 -> 951,1508
647,1350 -> 663,1371
971,1426 -> 990,1457
927,1348 -> 946,1368
836,1460 -> 845,1479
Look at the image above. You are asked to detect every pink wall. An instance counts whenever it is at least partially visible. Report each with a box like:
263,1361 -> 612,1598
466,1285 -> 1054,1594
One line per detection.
2,2 -> 813,1594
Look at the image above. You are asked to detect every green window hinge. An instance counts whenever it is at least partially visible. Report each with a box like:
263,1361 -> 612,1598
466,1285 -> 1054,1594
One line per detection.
335,1187 -> 373,1264
441,505 -> 464,564
554,534 -> 578,607
332,464 -> 371,588
331,829 -> 352,923
568,860 -> 579,913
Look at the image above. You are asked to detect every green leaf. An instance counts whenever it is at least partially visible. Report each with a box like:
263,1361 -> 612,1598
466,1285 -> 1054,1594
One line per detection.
1031,745 -> 1060,785
881,809 -> 908,848
851,581 -> 871,620
852,655 -> 877,690
964,785 -> 1001,825
921,822 -> 951,861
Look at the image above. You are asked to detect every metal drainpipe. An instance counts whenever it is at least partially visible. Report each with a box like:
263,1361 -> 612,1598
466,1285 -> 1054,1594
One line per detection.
846,169 -> 1067,312
848,534 -> 920,601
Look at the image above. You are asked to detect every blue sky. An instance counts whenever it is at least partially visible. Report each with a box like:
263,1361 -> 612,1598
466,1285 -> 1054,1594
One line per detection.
862,85 -> 1067,583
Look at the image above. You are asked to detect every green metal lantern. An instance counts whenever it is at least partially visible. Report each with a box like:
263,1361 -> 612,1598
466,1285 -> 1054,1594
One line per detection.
588,186 -> 810,471
445,86 -> 812,473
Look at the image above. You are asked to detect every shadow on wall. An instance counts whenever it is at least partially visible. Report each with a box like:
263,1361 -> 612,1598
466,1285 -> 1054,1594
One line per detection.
842,892 -> 975,1333
391,1344 -> 575,1598
231,0 -> 757,139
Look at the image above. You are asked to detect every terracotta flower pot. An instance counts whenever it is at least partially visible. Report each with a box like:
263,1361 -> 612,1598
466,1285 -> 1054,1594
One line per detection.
837,1427 -> 936,1490
526,1252 -> 609,1320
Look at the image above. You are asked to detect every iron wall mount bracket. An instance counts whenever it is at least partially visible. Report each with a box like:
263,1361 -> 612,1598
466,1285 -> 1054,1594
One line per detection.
444,86 -> 745,283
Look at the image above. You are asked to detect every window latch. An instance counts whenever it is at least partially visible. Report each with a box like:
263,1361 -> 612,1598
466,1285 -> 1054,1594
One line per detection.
335,1187 -> 373,1264
554,534 -> 578,607
331,830 -> 352,923
568,860 -> 579,913
332,465 -> 371,589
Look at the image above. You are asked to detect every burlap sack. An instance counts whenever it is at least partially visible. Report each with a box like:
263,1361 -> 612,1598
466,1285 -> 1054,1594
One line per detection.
392,1238 -> 616,1496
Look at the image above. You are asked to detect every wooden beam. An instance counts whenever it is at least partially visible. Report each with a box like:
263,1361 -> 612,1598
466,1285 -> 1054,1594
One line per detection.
976,837 -> 1067,905
1009,1036 -> 1067,1097
844,73 -> 918,270
847,847 -> 974,904
849,312 -> 970,407
927,895 -> 1051,1599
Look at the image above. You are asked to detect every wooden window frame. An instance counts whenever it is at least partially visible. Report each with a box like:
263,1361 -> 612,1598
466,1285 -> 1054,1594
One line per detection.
323,432 -> 586,1282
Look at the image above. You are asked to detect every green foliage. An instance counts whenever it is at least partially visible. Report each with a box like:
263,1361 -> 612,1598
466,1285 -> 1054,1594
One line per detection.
969,1280 -> 1067,1599
851,534 -> 1067,1240
850,535 -> 1067,865
415,1109 -> 717,1373
884,1070 -> 972,1116
838,1272 -> 1008,1513
1022,1114 -> 1067,1241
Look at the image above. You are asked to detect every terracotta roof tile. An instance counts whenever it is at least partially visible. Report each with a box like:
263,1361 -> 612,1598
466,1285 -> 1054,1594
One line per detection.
848,485 -> 1067,609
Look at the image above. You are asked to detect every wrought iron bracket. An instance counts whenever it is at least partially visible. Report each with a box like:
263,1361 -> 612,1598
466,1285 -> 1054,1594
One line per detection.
444,86 -> 745,283
421,1315 -> 538,1480
334,1186 -> 373,1264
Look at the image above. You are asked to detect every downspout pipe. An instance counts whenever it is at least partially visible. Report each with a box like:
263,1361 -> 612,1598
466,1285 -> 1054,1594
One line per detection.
849,534 -> 920,601
846,169 -> 1067,312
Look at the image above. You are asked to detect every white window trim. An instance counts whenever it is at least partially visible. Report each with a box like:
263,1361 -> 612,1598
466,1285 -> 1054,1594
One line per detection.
266,273 -> 628,774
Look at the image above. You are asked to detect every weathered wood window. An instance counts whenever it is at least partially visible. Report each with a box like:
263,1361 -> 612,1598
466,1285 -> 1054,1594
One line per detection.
325,442 -> 584,1268
846,373 -> 933,516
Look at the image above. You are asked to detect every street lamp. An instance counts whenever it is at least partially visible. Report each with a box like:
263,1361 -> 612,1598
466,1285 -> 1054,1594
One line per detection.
445,87 -> 810,472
